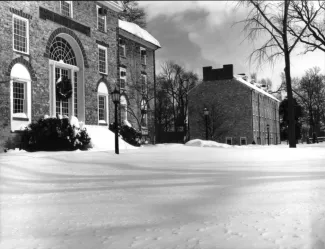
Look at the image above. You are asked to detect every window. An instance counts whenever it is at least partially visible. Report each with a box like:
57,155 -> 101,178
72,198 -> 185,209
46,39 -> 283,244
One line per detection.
10,63 -> 31,131
13,82 -> 26,114
97,82 -> 109,124
140,99 -> 148,128
119,38 -> 126,57
61,1 -> 72,17
98,95 -> 106,121
97,5 -> 106,32
240,137 -> 247,145
98,45 -> 107,74
120,67 -> 126,89
13,15 -> 29,54
141,74 -> 147,94
226,137 -> 232,145
120,95 -> 127,122
140,47 -> 146,65
74,71 -> 78,118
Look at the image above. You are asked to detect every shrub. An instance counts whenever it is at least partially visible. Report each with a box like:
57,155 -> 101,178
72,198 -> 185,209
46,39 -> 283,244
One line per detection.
109,123 -> 142,147
23,117 -> 91,151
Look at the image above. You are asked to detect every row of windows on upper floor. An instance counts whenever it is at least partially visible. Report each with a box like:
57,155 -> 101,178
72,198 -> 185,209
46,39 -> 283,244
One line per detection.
119,67 -> 148,93
12,14 -> 148,78
119,38 -> 147,65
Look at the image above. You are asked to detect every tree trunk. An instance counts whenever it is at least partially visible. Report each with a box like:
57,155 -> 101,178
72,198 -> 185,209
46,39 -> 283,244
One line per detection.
283,1 -> 296,148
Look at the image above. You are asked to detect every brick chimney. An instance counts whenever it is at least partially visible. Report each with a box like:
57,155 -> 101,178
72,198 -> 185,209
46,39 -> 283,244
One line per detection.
203,64 -> 233,81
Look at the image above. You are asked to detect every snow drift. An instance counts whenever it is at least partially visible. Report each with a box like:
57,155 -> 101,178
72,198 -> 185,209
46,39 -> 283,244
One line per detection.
185,139 -> 232,148
85,125 -> 137,151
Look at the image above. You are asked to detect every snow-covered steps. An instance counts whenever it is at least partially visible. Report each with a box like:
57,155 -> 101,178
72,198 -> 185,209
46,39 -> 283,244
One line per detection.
85,125 -> 138,151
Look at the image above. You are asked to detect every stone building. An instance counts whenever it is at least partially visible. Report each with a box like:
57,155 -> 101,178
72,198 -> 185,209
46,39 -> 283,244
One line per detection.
188,64 -> 280,145
0,1 -> 160,150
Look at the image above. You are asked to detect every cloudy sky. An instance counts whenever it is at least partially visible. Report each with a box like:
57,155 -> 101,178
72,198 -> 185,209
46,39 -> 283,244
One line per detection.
139,1 -> 325,90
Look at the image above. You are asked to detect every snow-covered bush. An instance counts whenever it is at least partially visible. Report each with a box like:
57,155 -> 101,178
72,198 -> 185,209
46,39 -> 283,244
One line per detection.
109,123 -> 142,147
22,117 -> 91,151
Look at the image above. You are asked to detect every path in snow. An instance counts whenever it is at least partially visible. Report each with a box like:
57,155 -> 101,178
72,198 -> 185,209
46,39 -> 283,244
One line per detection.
1,143 -> 325,249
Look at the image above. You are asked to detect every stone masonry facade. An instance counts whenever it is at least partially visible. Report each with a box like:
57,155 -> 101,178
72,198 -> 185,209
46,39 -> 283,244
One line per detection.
119,31 -> 157,143
0,1 -> 159,150
188,65 -> 280,145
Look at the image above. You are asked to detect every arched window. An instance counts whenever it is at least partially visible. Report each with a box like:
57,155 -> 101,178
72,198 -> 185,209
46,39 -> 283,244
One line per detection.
120,95 -> 128,124
50,37 -> 77,66
97,82 -> 109,124
10,63 -> 31,131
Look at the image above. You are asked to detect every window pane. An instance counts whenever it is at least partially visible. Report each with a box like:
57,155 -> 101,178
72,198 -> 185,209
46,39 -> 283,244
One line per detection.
13,82 -> 25,113
13,17 -> 27,53
61,1 -> 71,17
98,16 -> 105,32
98,95 -> 106,121
98,48 -> 106,73
74,71 -> 78,117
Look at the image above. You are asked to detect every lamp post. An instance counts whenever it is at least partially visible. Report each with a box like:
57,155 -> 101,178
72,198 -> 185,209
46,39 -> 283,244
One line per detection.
111,87 -> 120,154
204,107 -> 209,140
267,124 -> 270,146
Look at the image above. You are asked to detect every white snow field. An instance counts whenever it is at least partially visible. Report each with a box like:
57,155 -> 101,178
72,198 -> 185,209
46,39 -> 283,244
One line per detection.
1,141 -> 325,249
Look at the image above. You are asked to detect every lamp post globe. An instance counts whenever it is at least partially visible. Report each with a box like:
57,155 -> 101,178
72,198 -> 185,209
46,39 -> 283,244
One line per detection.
111,87 -> 120,154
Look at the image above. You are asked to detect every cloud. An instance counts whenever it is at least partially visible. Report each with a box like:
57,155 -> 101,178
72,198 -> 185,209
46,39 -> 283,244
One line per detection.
141,1 -> 325,90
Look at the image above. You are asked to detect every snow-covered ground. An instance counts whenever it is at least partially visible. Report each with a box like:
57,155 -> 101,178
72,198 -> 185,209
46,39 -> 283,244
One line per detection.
1,141 -> 325,249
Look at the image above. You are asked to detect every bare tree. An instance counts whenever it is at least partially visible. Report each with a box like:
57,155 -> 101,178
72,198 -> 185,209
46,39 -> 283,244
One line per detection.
292,67 -> 325,136
236,0 -> 319,148
120,1 -> 147,28
289,0 -> 325,53
159,61 -> 198,133
193,101 -> 239,141
123,66 -> 154,135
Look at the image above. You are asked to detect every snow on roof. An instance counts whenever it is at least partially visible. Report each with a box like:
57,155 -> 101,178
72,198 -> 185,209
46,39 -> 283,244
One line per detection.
118,19 -> 161,48
234,75 -> 280,102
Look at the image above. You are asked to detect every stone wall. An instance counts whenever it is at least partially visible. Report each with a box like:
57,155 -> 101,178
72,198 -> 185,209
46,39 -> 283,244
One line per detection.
119,35 -> 156,143
0,1 -> 121,151
188,79 -> 254,145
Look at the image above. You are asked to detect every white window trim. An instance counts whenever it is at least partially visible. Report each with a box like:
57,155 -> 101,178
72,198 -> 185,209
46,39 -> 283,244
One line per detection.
60,1 -> 73,18
119,67 -> 126,89
240,137 -> 247,145
226,137 -> 232,145
140,47 -> 147,65
97,5 -> 107,32
98,45 -> 108,74
10,77 -> 31,131
98,94 -> 109,124
12,14 -> 29,55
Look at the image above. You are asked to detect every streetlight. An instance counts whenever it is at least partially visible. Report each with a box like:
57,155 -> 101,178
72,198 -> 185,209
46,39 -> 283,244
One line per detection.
111,87 -> 120,154
204,107 -> 209,140
267,124 -> 270,146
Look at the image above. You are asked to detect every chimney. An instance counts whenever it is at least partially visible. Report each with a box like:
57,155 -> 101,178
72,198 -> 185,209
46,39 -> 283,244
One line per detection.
203,66 -> 212,81
202,64 -> 233,81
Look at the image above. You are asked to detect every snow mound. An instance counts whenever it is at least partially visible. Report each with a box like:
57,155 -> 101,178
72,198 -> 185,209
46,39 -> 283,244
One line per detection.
119,19 -> 161,48
185,139 -> 232,148
85,125 -> 138,151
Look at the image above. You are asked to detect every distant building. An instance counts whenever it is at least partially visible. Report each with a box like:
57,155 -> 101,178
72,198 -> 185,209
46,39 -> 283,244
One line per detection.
0,1 -> 160,149
188,64 -> 280,145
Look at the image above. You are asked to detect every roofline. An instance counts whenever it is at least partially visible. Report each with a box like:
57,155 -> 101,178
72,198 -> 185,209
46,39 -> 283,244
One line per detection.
119,28 -> 161,50
190,78 -> 280,102
233,76 -> 280,102
98,1 -> 124,13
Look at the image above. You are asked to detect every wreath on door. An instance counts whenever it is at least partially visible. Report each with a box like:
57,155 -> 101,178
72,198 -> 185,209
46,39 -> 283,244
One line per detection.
56,76 -> 72,101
